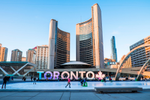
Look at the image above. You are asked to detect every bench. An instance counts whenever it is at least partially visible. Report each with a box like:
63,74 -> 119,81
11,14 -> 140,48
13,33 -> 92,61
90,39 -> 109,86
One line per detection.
95,87 -> 143,93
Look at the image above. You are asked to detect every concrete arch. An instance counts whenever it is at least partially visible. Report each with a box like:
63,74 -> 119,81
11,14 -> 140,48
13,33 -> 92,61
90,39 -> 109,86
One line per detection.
115,43 -> 150,81
136,58 -> 150,81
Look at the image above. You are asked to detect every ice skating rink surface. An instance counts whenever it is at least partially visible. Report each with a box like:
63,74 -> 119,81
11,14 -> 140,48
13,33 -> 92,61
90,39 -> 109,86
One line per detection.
4,81 -> 150,90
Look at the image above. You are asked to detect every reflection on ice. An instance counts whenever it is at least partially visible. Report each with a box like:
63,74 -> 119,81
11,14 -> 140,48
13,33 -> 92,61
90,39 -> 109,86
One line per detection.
4,81 -> 150,90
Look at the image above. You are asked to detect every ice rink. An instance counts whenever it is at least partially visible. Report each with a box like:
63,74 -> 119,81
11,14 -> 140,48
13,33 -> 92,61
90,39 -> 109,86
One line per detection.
3,81 -> 150,90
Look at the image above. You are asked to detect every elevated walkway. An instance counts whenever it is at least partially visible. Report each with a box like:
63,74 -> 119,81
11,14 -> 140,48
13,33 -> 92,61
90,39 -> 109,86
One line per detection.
0,61 -> 37,76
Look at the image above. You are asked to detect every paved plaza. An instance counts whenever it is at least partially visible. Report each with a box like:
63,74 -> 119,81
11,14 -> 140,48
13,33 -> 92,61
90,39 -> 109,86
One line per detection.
0,81 -> 150,100
0,91 -> 150,100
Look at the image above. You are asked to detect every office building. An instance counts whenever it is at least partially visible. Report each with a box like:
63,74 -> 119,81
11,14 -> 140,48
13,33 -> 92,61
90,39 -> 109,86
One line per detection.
11,49 -> 22,61
130,36 -> 150,67
48,19 -> 70,69
76,3 -> 104,68
36,45 -> 48,69
26,49 -> 36,64
0,44 -> 8,61
111,36 -> 117,62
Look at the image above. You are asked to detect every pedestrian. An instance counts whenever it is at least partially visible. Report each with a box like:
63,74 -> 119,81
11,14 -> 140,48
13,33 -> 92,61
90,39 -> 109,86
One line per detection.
65,78 -> 71,88
1,76 -> 10,89
37,78 -> 39,81
31,76 -> 33,81
22,77 -> 26,81
33,77 -> 36,84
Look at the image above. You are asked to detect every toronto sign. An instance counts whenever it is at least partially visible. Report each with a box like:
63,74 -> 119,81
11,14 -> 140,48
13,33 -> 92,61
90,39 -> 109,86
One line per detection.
37,71 -> 105,80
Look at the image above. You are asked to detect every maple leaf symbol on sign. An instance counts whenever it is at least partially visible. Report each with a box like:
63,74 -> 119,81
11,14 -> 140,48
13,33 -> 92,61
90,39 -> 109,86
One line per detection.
96,71 -> 105,79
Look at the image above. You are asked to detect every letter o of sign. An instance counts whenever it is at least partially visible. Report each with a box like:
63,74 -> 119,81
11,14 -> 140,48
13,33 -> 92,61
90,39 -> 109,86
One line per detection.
86,71 -> 95,80
44,71 -> 53,79
61,71 -> 70,79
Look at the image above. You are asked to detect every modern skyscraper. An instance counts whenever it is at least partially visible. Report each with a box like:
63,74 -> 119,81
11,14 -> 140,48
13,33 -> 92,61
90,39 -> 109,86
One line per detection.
36,45 -> 48,69
48,19 -> 70,69
130,35 -> 150,67
111,36 -> 117,62
76,3 -> 104,68
0,44 -> 8,61
26,49 -> 36,64
11,49 -> 22,61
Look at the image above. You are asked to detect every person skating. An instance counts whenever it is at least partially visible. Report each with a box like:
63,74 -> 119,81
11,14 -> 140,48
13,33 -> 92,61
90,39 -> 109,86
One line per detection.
82,78 -> 88,87
103,77 -> 106,82
81,79 -> 84,86
65,78 -> 71,88
83,78 -> 86,86
1,76 -> 10,89
109,77 -> 112,82
33,77 -> 36,84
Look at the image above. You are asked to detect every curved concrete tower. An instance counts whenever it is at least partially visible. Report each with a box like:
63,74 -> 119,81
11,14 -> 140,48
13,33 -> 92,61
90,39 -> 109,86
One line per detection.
76,3 -> 104,68
48,19 -> 70,69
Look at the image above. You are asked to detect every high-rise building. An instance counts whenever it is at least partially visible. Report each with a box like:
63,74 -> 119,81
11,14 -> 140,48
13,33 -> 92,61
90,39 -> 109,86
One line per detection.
36,45 -> 48,69
26,49 -> 36,64
111,36 -> 117,62
11,49 -> 22,61
76,3 -> 104,68
0,44 -> 8,61
130,35 -> 150,67
48,19 -> 70,69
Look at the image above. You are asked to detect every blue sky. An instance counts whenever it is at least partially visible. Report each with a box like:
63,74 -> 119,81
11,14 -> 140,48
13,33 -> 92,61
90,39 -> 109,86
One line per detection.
0,0 -> 150,61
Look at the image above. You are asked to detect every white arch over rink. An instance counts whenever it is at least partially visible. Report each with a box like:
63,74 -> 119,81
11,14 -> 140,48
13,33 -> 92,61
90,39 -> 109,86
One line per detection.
115,44 -> 150,81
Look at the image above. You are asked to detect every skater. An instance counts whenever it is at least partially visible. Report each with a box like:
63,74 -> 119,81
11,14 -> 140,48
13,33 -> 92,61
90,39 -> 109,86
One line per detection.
11,76 -> 13,81
109,77 -> 112,82
81,79 -> 84,86
33,77 -> 36,84
83,78 -> 88,87
65,78 -> 71,88
103,77 -> 106,82
83,78 -> 86,86
1,76 -> 10,89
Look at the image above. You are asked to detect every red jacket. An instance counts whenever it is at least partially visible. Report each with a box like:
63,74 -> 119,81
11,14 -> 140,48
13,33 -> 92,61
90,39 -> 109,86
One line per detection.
68,78 -> 70,82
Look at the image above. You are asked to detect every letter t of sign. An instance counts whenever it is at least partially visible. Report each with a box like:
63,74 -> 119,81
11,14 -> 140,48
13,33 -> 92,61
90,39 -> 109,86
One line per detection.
37,71 -> 44,80
79,71 -> 86,79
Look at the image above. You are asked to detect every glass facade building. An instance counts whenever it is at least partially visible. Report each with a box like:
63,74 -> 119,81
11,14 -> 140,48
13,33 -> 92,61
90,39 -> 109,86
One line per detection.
76,3 -> 104,68
111,36 -> 117,62
130,36 -> 150,67
48,19 -> 70,69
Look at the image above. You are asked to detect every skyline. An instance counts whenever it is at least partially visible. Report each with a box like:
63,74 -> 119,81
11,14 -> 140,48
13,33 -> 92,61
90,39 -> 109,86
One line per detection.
0,0 -> 150,61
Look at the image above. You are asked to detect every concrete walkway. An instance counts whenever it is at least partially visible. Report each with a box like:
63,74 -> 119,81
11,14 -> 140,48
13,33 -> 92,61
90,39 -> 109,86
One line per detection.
0,91 -> 150,100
